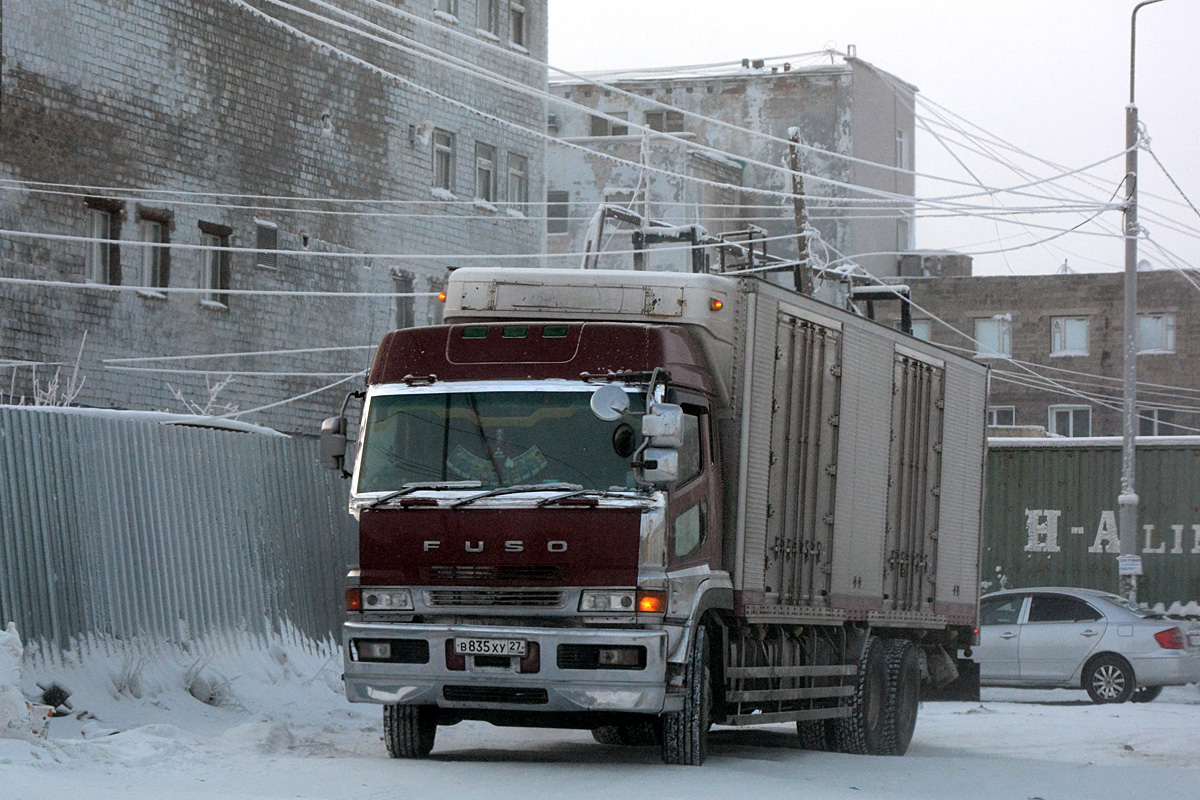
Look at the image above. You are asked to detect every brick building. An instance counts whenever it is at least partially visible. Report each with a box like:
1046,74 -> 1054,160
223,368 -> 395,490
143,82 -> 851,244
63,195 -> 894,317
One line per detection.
0,0 -> 547,434
878,264 -> 1200,438
544,55 -> 916,278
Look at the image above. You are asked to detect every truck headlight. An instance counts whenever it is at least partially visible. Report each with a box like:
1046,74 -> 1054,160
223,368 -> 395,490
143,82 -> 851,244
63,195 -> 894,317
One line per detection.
362,589 -> 414,611
579,590 -> 636,612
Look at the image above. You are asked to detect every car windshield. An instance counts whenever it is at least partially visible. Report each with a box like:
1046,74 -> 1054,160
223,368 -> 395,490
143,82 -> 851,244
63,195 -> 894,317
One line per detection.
356,388 -> 644,493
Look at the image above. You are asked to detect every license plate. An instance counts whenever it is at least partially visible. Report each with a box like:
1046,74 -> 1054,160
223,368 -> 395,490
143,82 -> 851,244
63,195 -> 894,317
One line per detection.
454,638 -> 527,657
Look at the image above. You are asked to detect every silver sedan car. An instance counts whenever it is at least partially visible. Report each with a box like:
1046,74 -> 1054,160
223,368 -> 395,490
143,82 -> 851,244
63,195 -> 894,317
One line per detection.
972,587 -> 1200,703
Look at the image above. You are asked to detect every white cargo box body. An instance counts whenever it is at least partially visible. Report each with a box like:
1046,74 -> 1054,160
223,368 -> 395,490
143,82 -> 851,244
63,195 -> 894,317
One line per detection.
444,269 -> 987,629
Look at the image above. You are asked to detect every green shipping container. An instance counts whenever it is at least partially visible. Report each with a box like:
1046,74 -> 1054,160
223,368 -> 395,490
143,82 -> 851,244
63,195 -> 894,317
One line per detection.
985,437 -> 1200,610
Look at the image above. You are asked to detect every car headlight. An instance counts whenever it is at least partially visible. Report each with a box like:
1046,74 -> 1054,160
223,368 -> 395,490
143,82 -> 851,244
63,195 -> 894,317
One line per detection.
579,590 -> 636,612
362,589 -> 414,611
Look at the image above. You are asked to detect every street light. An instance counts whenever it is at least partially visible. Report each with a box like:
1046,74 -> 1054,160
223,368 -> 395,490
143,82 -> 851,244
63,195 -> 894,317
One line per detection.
1118,0 -> 1167,601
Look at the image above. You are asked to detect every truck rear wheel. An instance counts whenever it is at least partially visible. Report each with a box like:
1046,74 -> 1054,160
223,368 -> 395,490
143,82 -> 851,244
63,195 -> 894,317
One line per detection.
879,639 -> 920,756
592,720 -> 660,746
832,635 -> 886,755
797,719 -> 835,751
661,624 -> 712,766
383,704 -> 437,758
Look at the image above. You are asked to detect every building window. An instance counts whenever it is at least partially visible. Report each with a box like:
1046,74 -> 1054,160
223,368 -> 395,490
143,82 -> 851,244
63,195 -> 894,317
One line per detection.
590,112 -> 629,137
198,222 -> 232,307
896,129 -> 907,170
392,270 -> 414,330
1050,316 -> 1089,356
1139,407 -> 1181,436
547,189 -> 569,234
509,2 -> 526,47
137,209 -> 171,290
84,198 -> 123,285
474,142 -> 497,202
1049,405 -> 1091,437
255,221 -> 278,270
507,153 -> 528,206
909,319 -> 932,341
432,129 -> 455,192
975,315 -> 1012,358
1137,313 -> 1176,354
438,0 -> 458,17
896,214 -> 912,253
646,110 -> 685,133
477,0 -> 498,36
988,406 -> 1016,426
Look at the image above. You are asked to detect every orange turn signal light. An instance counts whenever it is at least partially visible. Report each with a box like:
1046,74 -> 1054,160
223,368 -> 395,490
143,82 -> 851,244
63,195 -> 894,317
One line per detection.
636,589 -> 667,614
346,588 -> 363,612
438,291 -> 447,303
710,298 -> 724,311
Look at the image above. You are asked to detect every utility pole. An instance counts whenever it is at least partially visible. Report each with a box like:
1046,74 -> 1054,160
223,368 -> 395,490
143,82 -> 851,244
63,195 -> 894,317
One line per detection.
789,128 -> 814,296
1118,0 -> 1167,601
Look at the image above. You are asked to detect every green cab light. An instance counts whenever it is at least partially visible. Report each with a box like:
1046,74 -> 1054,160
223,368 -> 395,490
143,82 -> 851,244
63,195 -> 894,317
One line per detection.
462,326 -> 489,339
502,326 -> 528,339
542,325 -> 569,338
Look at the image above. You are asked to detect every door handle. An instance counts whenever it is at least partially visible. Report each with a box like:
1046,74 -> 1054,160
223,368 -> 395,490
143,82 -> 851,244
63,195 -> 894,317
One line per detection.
1081,629 -> 1099,638
999,631 -> 1017,640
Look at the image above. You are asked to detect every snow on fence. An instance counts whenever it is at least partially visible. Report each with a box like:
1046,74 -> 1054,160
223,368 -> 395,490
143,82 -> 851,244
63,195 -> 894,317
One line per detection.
0,406 -> 356,655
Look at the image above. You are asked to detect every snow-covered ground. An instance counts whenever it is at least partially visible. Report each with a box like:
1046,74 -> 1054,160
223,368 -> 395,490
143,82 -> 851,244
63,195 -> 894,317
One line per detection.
3,627 -> 1199,800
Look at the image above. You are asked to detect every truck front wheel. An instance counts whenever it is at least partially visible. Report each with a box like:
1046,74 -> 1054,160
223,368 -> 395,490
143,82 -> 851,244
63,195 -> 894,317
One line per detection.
661,624 -> 712,766
383,704 -> 437,758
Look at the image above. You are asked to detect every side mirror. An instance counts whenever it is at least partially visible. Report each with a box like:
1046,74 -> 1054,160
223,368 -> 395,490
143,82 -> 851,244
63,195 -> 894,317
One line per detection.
320,415 -> 348,473
636,447 -> 679,484
641,403 -> 683,447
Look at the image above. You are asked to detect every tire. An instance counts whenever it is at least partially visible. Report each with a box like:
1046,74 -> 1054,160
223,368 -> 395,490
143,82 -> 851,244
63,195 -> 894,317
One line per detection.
661,624 -> 712,766
1130,685 -> 1163,703
593,720 -> 660,747
879,639 -> 920,756
832,636 -> 887,755
1083,654 -> 1135,704
383,704 -> 437,758
796,719 -> 835,751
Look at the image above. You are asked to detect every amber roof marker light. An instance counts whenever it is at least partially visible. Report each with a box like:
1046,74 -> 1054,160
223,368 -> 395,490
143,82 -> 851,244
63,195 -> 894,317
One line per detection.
438,291 -> 447,303
710,298 -> 724,312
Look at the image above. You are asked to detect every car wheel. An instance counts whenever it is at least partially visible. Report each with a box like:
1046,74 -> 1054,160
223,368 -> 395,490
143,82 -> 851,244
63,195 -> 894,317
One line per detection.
1083,654 -> 1135,704
661,624 -> 712,766
383,704 -> 437,758
1130,685 -> 1163,703
832,636 -> 887,755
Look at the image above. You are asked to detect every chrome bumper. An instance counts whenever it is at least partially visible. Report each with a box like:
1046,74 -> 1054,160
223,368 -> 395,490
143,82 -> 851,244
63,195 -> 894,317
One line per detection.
343,621 -> 675,714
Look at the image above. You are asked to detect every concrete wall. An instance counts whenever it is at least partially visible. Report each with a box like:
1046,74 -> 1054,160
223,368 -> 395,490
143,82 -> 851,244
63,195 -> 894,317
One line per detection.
0,0 -> 548,434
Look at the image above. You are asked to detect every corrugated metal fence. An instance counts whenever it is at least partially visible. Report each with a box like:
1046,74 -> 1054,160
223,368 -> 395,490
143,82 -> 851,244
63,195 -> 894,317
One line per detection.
0,406 -> 356,652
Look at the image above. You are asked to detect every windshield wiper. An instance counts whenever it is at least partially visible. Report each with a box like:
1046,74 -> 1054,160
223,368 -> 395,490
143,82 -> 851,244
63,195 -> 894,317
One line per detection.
536,488 -> 643,507
367,481 -> 482,509
451,482 -> 582,508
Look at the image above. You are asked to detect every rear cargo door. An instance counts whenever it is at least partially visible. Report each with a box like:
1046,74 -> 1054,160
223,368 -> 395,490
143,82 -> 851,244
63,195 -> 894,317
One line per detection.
882,347 -> 946,612
761,307 -> 842,605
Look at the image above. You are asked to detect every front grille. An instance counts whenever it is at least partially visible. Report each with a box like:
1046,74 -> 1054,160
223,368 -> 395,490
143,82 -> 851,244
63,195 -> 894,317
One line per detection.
427,589 -> 564,607
426,565 -> 562,584
443,685 -> 548,705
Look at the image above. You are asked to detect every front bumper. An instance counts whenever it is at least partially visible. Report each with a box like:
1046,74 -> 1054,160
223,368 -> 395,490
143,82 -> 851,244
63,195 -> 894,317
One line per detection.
343,621 -> 675,714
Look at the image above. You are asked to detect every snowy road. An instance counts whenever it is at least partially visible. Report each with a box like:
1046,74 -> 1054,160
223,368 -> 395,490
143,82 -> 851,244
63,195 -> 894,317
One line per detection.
3,641 -> 1199,800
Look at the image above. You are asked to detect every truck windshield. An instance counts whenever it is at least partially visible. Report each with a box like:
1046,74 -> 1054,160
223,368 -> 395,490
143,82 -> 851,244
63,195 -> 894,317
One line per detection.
356,389 -> 644,493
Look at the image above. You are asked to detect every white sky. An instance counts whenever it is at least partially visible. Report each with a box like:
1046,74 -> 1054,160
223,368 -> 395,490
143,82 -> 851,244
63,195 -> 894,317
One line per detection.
547,1 -> 1200,277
